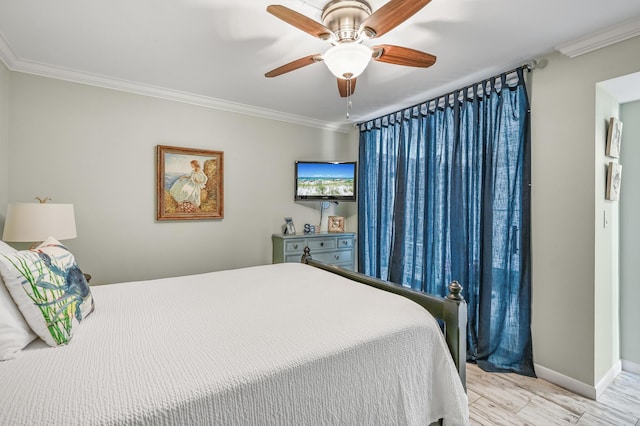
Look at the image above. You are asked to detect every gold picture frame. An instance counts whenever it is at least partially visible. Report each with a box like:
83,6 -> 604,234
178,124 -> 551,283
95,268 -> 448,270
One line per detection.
157,145 -> 224,220
328,216 -> 345,233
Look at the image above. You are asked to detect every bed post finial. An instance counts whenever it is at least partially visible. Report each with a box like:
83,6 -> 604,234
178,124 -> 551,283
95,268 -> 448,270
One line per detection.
446,280 -> 464,301
301,246 -> 312,264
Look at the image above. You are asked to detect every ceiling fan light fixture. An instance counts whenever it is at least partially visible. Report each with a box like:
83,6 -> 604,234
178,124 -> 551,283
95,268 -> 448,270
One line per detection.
323,43 -> 372,79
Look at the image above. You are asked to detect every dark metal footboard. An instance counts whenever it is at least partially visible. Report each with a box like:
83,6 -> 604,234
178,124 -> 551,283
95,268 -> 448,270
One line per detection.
301,247 -> 467,390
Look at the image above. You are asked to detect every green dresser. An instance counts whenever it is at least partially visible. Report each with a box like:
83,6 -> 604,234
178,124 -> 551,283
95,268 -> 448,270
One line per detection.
272,232 -> 356,271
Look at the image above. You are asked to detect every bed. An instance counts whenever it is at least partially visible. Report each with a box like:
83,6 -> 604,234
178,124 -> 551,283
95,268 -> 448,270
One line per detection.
0,242 -> 469,425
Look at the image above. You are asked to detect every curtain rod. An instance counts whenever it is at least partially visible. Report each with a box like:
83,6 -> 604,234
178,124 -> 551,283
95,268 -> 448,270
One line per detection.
492,60 -> 538,85
496,59 -> 538,80
356,59 -> 538,126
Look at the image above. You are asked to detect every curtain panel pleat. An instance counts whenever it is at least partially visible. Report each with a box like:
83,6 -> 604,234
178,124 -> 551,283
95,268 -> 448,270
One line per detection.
358,68 -> 534,376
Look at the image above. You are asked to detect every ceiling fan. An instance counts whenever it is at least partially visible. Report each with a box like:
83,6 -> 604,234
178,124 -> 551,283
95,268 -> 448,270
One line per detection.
265,0 -> 436,97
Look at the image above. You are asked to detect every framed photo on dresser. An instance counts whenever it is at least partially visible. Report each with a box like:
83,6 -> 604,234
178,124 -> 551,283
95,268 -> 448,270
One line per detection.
328,216 -> 345,233
284,217 -> 296,235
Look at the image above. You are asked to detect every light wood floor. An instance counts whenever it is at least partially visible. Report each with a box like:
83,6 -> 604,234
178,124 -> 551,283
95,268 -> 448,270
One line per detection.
467,363 -> 640,425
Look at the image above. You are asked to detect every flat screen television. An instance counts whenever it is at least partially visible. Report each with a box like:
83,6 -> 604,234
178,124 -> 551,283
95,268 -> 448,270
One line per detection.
294,161 -> 357,202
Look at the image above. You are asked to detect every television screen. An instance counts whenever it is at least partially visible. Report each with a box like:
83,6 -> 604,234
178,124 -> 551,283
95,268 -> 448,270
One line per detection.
295,161 -> 357,202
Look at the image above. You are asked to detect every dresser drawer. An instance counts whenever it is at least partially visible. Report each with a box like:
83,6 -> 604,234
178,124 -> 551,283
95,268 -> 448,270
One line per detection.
312,249 -> 353,265
285,239 -> 306,253
285,254 -> 305,263
307,238 -> 337,251
337,237 -> 353,249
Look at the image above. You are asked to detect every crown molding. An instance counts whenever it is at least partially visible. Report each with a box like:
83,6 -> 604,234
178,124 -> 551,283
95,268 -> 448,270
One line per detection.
0,33 -> 351,134
556,17 -> 640,58
0,31 -> 18,67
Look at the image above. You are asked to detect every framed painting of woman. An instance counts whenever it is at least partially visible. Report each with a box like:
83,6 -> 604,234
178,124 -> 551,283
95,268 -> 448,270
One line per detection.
156,145 -> 224,220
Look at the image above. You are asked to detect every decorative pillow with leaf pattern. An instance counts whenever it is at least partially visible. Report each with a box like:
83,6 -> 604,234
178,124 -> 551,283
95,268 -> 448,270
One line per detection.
0,237 -> 95,346
0,240 -> 37,360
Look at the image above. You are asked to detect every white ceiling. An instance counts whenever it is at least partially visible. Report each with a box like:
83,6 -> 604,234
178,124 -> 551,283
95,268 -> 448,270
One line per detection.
1,0 -> 640,132
600,70 -> 640,104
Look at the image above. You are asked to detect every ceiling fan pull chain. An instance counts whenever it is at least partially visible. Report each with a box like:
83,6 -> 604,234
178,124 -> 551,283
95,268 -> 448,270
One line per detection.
346,78 -> 352,119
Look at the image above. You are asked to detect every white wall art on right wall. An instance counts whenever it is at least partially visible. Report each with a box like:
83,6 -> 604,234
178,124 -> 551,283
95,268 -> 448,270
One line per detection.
606,117 -> 623,158
606,162 -> 622,201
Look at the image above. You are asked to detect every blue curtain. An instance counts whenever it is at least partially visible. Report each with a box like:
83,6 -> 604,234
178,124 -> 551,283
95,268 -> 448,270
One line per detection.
358,69 -> 534,376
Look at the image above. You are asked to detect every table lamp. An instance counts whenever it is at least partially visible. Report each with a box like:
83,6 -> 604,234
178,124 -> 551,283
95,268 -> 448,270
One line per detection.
2,199 -> 77,248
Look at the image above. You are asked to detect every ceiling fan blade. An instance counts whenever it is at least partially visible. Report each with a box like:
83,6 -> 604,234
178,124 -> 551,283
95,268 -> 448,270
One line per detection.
372,45 -> 436,67
265,54 -> 322,78
360,0 -> 431,38
337,78 -> 357,97
267,5 -> 332,40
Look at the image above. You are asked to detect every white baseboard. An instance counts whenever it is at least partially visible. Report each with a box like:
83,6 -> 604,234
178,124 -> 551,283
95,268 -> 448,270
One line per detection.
594,361 -> 622,400
534,364 -> 597,399
534,361 -> 621,400
622,359 -> 640,374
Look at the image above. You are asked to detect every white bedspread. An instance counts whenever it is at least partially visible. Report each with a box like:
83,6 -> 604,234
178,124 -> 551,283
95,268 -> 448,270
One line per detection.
0,263 -> 468,425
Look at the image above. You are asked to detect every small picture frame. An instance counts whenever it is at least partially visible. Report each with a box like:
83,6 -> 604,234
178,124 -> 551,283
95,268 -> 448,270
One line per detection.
606,162 -> 622,201
304,224 -> 319,234
328,216 -> 345,233
605,117 -> 623,158
284,217 -> 296,235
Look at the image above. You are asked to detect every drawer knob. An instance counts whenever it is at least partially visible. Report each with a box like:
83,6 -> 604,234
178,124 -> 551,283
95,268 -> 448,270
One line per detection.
335,255 -> 340,260
293,244 -> 298,249
320,242 -> 324,247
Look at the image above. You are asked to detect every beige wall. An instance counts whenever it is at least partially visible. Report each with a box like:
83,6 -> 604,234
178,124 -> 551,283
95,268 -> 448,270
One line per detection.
5,72 -> 355,284
531,35 -> 640,388
620,100 -> 640,367
0,61 -> 9,225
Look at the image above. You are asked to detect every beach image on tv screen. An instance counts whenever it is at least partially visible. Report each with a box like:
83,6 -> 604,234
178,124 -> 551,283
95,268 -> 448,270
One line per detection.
297,163 -> 355,197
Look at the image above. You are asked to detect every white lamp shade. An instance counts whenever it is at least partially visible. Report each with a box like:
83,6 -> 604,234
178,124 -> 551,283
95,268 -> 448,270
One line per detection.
2,203 -> 77,242
324,43 -> 372,79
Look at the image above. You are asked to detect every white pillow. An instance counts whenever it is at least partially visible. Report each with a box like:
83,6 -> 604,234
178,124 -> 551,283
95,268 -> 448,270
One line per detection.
0,237 -> 94,347
0,241 -> 14,252
0,240 -> 37,361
